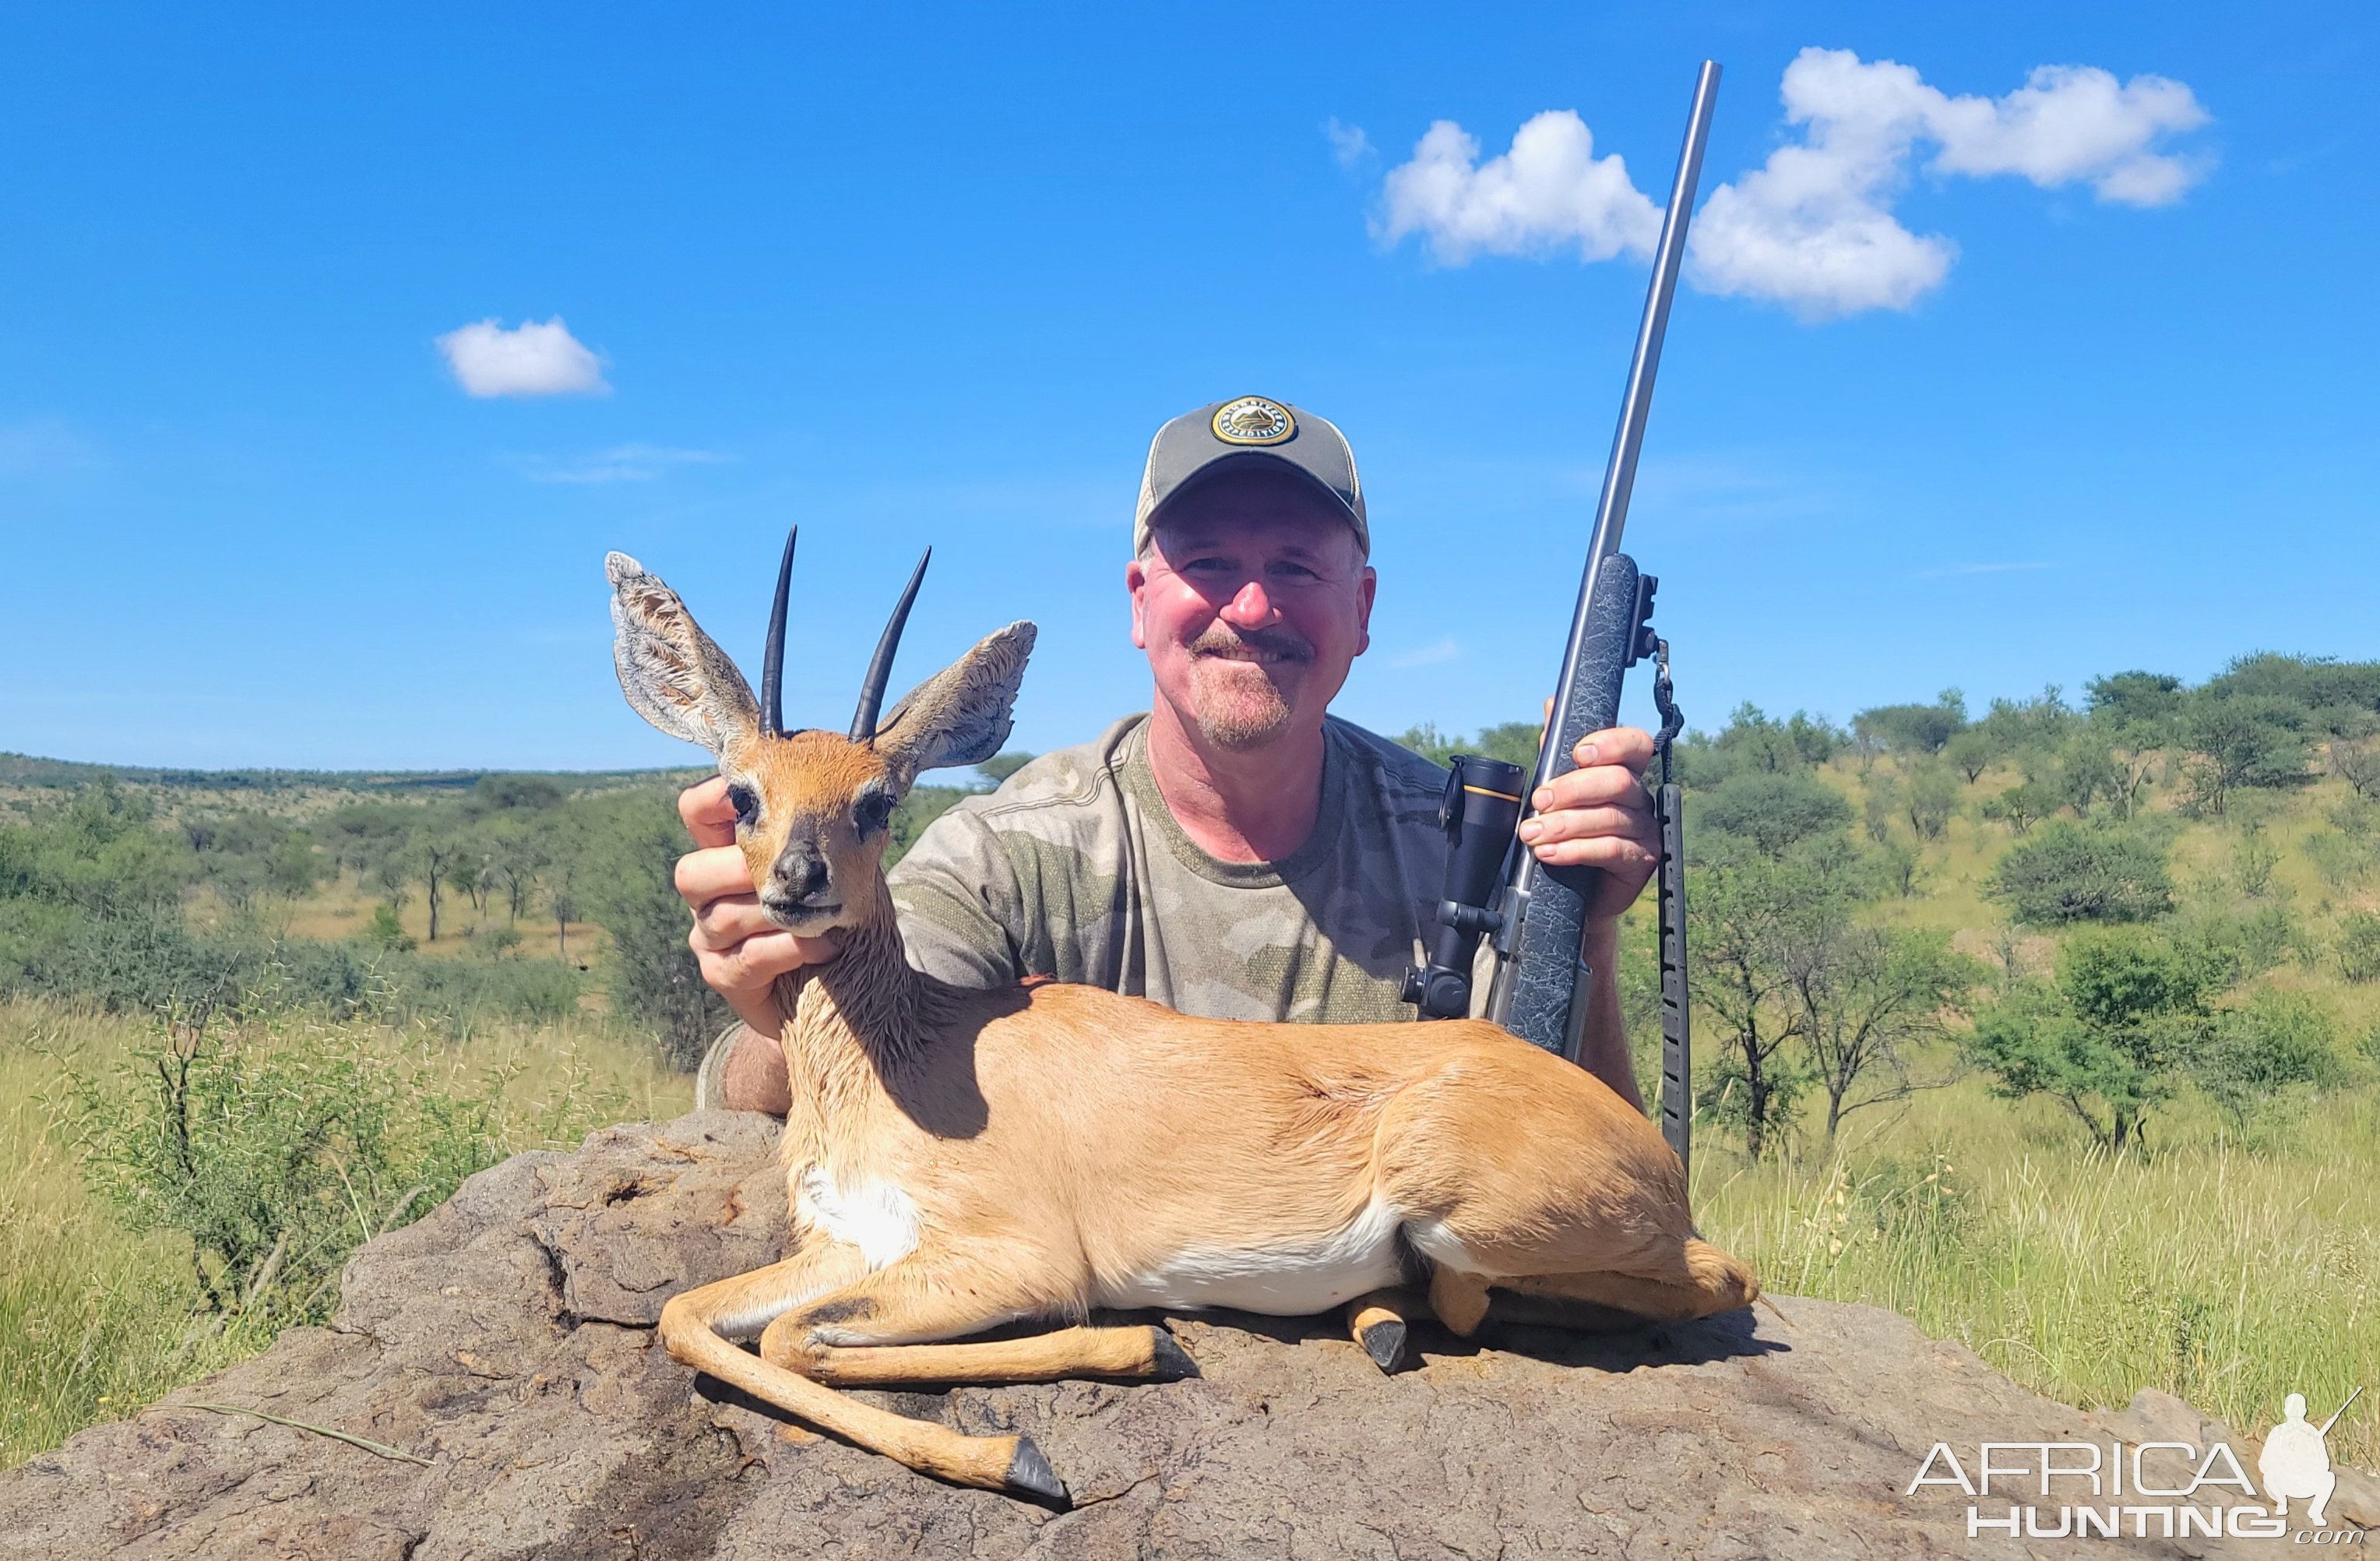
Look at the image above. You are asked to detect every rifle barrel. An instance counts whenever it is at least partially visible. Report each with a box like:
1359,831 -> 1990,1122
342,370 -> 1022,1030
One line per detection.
1533,58 -> 1718,805
1486,61 -> 1721,1051
2319,1383 -> 2364,1436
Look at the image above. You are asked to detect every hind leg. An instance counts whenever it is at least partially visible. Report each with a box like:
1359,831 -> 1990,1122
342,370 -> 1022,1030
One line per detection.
1498,1239 -> 1758,1322
1346,1286 -> 1424,1370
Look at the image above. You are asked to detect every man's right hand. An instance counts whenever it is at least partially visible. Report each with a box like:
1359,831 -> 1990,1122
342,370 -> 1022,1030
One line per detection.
676,776 -> 841,1039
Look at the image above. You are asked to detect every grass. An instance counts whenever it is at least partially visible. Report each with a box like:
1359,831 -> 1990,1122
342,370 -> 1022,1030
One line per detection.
1693,1064 -> 2380,1471
5,752 -> 2378,1482
0,996 -> 691,1471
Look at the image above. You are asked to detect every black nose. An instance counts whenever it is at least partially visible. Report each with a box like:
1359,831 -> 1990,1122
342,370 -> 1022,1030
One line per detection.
774,847 -> 829,904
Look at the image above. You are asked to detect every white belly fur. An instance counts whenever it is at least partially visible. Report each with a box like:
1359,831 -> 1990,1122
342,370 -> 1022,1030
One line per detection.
794,1165 -> 921,1270
1095,1196 -> 1407,1315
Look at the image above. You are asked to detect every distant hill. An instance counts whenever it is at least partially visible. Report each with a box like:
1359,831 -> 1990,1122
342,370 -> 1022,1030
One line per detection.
0,751 -> 695,796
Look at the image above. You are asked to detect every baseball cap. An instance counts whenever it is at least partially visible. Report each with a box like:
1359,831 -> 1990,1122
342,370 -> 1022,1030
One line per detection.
1132,396 -> 1368,558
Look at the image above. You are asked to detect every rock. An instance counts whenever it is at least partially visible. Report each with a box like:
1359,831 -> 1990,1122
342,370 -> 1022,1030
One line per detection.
2,1112 -> 2367,1559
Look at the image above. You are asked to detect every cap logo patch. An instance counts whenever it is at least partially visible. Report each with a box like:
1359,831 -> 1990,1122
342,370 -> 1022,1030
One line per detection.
1212,396 -> 1295,446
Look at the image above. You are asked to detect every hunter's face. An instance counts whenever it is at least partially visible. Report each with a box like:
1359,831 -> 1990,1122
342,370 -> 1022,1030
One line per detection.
1128,468 -> 1375,752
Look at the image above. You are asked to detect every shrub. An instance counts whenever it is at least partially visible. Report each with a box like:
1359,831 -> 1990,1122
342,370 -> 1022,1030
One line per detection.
2194,990 -> 2343,1133
2304,830 -> 2374,890
71,1013 -> 508,1326
365,902 -> 414,950
1903,763 -> 1963,840
570,790 -> 730,1069
2171,906 -> 2298,988
2336,912 -> 2380,984
1694,770 -> 1852,855
1987,819 -> 2174,925
1963,927 -> 2217,1152
1851,692 -> 1966,756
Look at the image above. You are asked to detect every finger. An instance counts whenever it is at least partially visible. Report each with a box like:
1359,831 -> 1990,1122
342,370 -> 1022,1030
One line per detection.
1566,727 -> 1655,777
674,844 -> 757,911
697,929 -> 808,993
679,775 -> 738,849
1518,804 -> 1655,848
1526,832 -> 1661,873
1533,765 -> 1653,812
689,893 -> 776,952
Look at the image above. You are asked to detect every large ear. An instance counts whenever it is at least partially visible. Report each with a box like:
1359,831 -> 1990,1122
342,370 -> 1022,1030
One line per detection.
607,552 -> 761,757
872,622 -> 1036,782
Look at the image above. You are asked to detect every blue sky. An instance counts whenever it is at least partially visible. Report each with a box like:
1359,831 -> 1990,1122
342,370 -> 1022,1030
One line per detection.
3,3 -> 2375,771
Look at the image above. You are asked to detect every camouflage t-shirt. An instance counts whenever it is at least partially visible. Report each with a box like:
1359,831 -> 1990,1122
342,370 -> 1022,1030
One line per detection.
695,714 -> 1464,1107
891,713 -> 1459,1020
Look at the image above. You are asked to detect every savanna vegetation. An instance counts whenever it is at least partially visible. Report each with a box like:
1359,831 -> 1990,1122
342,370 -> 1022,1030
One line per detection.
1581,656 -> 2380,1468
4,654 -> 2377,1471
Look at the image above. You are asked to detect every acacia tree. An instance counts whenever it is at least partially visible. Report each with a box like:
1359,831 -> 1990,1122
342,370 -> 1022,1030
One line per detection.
1962,928 -> 2216,1153
483,823 -> 546,925
2180,693 -> 2308,816
2333,738 -> 2380,801
1903,763 -> 1961,841
1689,839 -> 1864,1157
413,834 -> 465,943
1790,926 -> 1977,1140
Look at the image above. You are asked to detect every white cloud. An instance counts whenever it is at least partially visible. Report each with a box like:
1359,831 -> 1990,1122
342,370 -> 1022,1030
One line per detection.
1374,49 -> 2208,319
1387,636 -> 1462,670
526,444 -> 730,484
1688,48 -> 2210,319
1326,117 -> 1372,169
436,316 -> 609,397
1378,111 -> 1662,265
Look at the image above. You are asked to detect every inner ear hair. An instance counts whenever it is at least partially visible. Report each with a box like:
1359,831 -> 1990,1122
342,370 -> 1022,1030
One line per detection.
607,551 -> 762,757
875,621 -> 1037,777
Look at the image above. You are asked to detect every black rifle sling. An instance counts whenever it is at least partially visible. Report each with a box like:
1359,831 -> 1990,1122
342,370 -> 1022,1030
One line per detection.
1650,639 -> 1691,1176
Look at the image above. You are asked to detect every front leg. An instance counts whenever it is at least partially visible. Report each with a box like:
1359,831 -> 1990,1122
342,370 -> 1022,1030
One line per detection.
654,1245 -> 1061,1499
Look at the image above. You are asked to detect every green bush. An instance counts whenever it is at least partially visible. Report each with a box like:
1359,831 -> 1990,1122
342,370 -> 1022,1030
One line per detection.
2194,990 -> 2343,1133
1851,692 -> 1966,756
70,1013 -> 509,1326
1963,927 -> 2217,1151
2336,912 -> 2380,984
1987,819 -> 2174,925
570,790 -> 730,1069
365,902 -> 414,950
1694,770 -> 1852,855
2171,906 -> 2298,988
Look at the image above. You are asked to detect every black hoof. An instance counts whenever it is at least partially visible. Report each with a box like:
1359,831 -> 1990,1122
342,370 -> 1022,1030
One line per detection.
1359,1319 -> 1409,1372
1005,1436 -> 1069,1506
1150,1329 -> 1201,1381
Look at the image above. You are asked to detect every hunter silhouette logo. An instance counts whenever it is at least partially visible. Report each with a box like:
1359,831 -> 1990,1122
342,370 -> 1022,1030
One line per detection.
1904,1386 -> 2368,1542
2262,1387 -> 2362,1530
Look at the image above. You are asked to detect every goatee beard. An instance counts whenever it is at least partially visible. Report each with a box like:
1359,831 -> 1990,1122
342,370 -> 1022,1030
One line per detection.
1185,626 -> 1309,751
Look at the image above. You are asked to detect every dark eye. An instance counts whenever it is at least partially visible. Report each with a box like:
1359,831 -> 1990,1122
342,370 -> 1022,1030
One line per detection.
854,790 -> 896,837
726,783 -> 759,827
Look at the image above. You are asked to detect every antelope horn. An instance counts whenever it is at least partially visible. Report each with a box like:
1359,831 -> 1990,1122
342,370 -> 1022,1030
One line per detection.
759,526 -> 797,738
850,548 -> 930,742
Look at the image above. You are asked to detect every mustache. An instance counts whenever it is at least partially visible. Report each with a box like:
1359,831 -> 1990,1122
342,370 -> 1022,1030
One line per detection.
1187,625 -> 1315,664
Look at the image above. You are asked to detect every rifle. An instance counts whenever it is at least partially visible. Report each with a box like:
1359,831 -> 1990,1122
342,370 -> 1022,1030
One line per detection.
1399,61 -> 1720,1176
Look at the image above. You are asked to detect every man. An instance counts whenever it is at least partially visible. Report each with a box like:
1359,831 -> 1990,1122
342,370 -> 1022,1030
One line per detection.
677,396 -> 1661,1115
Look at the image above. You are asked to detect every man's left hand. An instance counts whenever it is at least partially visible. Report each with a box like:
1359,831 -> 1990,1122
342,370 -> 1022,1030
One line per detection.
1515,724 -> 1660,923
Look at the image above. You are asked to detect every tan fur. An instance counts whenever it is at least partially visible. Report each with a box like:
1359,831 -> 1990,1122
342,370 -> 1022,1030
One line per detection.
611,555 -> 1757,1502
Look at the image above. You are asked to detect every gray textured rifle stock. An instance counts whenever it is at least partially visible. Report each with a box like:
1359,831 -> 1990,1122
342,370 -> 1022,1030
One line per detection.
1484,60 -> 1720,1108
